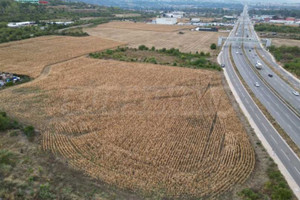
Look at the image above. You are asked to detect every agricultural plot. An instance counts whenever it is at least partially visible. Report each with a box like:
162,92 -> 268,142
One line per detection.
0,36 -> 124,78
85,22 -> 228,54
97,21 -> 195,32
0,56 -> 255,198
271,38 -> 300,48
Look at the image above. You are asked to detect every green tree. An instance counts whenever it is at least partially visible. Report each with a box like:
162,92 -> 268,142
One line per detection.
210,43 -> 217,50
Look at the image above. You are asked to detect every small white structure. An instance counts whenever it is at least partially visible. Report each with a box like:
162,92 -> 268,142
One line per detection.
49,21 -> 74,25
155,18 -> 177,25
223,15 -> 236,20
191,18 -> 201,23
165,11 -> 185,19
7,21 -> 34,28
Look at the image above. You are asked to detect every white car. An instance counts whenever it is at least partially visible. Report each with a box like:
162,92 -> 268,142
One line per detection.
292,90 -> 299,96
236,51 -> 239,54
255,82 -> 260,87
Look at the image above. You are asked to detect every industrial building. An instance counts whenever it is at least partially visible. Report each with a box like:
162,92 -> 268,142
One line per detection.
155,18 -> 177,25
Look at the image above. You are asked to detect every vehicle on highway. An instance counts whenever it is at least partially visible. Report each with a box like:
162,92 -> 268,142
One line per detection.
236,51 -> 239,54
268,74 -> 273,77
240,53 -> 242,55
221,64 -> 225,68
292,90 -> 300,96
255,62 -> 262,70
255,82 -> 260,87
249,49 -> 251,52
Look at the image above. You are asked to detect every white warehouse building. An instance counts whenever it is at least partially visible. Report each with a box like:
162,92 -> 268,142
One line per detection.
155,18 -> 177,25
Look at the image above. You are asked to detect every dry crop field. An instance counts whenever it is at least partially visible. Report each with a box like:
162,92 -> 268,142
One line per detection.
85,22 -> 228,54
271,38 -> 300,48
0,52 -> 255,198
0,36 -> 124,78
96,21 -> 195,32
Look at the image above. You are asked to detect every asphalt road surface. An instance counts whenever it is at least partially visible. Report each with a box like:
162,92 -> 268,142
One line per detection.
219,5 -> 300,195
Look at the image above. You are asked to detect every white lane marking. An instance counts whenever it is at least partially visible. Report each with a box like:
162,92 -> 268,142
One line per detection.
294,166 -> 300,175
255,113 -> 260,120
262,123 -> 268,131
270,134 -> 278,145
281,149 -> 290,161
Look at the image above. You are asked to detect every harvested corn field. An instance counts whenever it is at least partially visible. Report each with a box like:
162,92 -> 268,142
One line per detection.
0,56 -> 255,198
0,36 -> 124,78
96,21 -> 195,32
85,22 -> 228,53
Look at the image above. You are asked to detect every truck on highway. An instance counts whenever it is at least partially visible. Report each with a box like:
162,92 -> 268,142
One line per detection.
255,61 -> 262,70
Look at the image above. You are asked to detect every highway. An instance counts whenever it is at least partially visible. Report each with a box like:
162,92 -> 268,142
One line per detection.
234,8 -> 300,148
241,15 -> 300,114
219,5 -> 300,197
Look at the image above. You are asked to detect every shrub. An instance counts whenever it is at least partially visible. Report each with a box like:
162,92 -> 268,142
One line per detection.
151,46 -> 155,51
105,49 -> 114,55
39,183 -> 56,200
238,188 -> 260,200
0,114 -> 11,131
138,45 -> 149,51
210,43 -> 217,50
23,126 -> 35,140
0,150 -> 15,167
146,57 -> 157,64
5,82 -> 14,87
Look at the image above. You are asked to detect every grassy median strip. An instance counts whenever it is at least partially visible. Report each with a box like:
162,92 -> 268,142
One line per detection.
229,45 -> 300,159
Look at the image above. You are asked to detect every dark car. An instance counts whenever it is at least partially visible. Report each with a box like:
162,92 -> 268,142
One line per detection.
268,74 -> 273,77
221,64 -> 225,68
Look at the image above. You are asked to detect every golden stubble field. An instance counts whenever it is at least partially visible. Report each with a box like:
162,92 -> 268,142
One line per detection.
271,38 -> 300,47
0,45 -> 255,198
85,21 -> 228,54
0,36 -> 124,78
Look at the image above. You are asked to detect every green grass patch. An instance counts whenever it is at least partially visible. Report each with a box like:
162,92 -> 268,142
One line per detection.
255,24 -> 300,34
269,45 -> 300,78
90,45 -> 222,71
238,162 -> 293,200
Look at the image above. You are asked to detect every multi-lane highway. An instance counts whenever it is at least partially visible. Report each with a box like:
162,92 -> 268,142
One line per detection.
219,5 -> 300,198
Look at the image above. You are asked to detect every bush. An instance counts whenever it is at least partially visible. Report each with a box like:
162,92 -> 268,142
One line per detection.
5,82 -> 14,87
39,183 -> 56,200
0,150 -> 15,167
146,57 -> 157,64
238,188 -> 260,200
210,43 -> 217,50
23,126 -> 35,139
0,114 -> 11,131
0,112 -> 19,131
105,49 -> 114,55
138,45 -> 149,51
